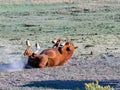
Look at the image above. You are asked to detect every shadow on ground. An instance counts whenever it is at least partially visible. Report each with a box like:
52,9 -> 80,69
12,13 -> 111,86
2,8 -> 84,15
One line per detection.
20,80 -> 120,90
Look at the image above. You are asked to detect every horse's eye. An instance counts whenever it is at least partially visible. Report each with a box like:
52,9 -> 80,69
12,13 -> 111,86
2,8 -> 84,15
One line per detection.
66,47 -> 70,51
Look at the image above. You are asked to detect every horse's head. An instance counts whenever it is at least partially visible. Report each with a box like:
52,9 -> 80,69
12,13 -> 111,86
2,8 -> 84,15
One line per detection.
60,40 -> 78,55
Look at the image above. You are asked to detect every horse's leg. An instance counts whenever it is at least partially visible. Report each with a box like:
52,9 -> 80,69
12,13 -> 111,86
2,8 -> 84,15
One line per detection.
52,38 -> 60,48
34,43 -> 40,54
24,40 -> 33,56
33,54 -> 48,68
39,55 -> 48,68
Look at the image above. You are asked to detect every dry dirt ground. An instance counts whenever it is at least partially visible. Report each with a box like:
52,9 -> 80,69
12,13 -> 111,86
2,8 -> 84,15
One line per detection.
0,0 -> 120,90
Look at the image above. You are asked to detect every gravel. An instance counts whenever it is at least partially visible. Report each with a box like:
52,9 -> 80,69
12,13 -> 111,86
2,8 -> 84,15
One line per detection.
0,53 -> 120,90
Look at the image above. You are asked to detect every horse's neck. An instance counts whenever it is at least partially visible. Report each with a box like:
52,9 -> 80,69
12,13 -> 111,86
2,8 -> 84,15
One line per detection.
61,50 -> 74,61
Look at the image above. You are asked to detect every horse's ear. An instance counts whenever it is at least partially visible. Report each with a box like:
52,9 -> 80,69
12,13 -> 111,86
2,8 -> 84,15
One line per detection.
74,46 -> 78,49
65,42 -> 70,45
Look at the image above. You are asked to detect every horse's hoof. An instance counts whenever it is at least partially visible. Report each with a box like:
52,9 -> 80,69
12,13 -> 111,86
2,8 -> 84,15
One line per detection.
26,40 -> 31,46
35,43 -> 40,50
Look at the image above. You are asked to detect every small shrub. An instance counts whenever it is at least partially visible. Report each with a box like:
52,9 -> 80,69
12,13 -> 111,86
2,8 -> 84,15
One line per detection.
85,81 -> 114,90
83,8 -> 90,13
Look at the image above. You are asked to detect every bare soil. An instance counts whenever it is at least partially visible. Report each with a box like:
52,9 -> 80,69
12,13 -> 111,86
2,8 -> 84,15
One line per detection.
0,0 -> 120,90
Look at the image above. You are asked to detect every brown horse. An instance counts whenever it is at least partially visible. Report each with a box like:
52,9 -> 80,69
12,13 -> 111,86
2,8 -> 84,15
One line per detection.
24,40 -> 78,68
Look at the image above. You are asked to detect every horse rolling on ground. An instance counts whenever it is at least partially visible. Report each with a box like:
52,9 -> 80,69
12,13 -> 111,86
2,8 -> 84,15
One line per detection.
24,40 -> 78,68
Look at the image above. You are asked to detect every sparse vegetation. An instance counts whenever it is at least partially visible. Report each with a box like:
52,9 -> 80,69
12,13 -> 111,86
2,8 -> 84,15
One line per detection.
85,81 -> 114,90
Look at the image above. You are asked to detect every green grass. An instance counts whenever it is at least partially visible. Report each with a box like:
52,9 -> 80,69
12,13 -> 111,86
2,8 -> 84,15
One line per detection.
1,4 -> 120,65
0,2 -> 120,47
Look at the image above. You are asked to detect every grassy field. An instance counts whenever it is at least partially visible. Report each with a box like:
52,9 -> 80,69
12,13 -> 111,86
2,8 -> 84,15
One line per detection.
0,1 -> 120,56
0,1 -> 120,90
